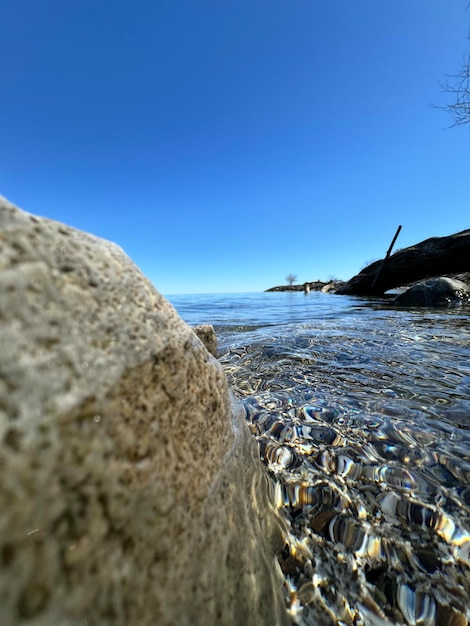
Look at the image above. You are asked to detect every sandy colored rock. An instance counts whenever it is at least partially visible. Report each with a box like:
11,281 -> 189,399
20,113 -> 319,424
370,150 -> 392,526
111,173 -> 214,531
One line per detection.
0,197 -> 289,626
193,323 -> 218,356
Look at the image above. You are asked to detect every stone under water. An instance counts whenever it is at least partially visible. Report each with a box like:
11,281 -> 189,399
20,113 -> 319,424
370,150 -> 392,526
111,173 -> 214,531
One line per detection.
220,322 -> 470,626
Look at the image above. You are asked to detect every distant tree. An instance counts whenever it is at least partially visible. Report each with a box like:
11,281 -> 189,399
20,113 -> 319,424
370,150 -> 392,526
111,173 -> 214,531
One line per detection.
439,30 -> 470,127
285,273 -> 297,286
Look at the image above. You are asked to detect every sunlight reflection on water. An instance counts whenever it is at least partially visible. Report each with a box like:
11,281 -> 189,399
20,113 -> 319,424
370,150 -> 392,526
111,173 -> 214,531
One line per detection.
171,292 -> 470,625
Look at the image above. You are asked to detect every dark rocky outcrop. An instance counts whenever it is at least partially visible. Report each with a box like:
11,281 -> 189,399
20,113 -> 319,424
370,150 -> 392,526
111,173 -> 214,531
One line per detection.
266,280 -> 344,293
337,230 -> 470,296
394,277 -> 470,307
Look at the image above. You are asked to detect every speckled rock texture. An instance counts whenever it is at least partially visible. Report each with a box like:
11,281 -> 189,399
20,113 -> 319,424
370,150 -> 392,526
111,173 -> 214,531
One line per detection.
0,197 -> 289,626
192,324 -> 218,356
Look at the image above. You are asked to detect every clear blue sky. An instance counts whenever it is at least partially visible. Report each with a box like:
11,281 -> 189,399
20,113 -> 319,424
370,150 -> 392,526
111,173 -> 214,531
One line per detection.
1,1 -> 469,294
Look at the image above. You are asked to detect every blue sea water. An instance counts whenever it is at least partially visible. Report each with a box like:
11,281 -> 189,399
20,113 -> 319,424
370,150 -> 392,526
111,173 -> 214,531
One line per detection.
167,291 -> 470,626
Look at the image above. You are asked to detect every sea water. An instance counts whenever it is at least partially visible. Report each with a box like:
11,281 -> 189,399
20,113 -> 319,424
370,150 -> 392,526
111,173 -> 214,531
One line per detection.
167,291 -> 470,626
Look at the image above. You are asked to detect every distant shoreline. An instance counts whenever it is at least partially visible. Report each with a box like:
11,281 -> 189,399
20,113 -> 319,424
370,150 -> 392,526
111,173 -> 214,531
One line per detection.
265,280 -> 344,293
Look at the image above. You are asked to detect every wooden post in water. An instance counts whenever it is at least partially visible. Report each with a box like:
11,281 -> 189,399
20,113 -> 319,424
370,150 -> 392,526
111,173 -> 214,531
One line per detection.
385,224 -> 402,259
371,225 -> 402,290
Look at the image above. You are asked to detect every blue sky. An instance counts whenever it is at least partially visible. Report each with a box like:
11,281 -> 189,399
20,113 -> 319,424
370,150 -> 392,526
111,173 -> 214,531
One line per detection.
1,1 -> 469,294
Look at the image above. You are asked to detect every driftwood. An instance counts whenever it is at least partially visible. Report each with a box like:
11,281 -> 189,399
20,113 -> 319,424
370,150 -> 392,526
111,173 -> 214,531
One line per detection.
337,229 -> 470,296
371,225 -> 402,289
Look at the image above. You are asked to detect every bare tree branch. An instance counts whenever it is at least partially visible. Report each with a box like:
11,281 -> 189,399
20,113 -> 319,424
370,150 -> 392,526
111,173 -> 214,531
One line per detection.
439,50 -> 470,127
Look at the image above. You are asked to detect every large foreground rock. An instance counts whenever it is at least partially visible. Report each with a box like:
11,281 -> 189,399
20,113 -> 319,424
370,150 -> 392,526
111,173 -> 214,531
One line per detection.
0,197 -> 289,626
337,229 -> 470,296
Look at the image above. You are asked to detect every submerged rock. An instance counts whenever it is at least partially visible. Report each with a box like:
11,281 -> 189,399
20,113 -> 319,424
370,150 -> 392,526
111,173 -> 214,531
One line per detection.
394,277 -> 470,307
0,197 -> 289,626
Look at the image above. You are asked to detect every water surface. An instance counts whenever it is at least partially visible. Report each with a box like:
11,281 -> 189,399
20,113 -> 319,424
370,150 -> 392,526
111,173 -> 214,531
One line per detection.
168,291 -> 470,626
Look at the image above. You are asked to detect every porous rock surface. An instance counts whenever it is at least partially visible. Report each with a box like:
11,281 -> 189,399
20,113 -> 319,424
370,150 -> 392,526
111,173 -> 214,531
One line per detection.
0,197 -> 289,626
192,324 -> 218,357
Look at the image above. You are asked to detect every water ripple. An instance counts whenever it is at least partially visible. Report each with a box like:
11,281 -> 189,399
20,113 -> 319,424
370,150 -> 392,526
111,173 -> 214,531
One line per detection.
219,308 -> 470,625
